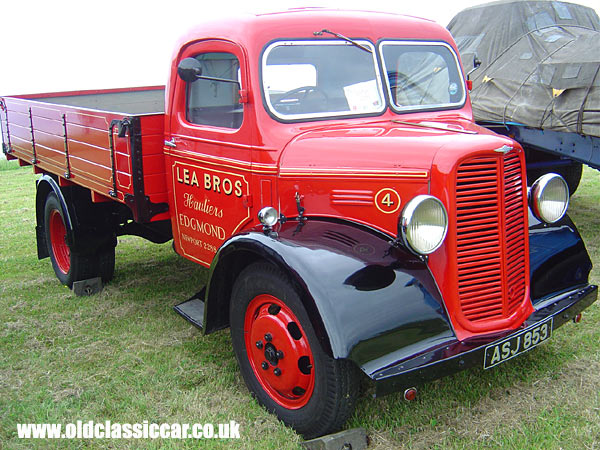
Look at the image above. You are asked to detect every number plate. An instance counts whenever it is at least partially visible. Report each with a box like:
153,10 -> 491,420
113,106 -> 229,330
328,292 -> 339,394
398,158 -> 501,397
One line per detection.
483,317 -> 553,369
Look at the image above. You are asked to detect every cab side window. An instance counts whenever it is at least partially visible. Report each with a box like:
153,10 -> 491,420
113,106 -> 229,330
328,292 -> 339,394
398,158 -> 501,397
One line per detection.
186,52 -> 242,129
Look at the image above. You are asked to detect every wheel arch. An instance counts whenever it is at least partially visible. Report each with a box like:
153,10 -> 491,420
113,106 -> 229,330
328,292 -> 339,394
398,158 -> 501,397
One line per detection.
36,174 -> 118,258
35,174 -> 74,259
204,238 -> 333,357
204,219 -> 454,370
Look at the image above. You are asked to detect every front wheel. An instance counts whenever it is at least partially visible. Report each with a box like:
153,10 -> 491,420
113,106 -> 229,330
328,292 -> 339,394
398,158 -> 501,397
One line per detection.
230,262 -> 359,439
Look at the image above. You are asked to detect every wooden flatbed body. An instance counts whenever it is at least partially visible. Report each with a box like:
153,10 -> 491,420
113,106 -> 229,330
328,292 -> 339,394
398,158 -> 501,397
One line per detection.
1,86 -> 169,222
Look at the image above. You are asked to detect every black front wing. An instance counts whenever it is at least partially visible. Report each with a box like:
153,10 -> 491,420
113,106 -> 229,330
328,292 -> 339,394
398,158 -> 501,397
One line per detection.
373,284 -> 598,396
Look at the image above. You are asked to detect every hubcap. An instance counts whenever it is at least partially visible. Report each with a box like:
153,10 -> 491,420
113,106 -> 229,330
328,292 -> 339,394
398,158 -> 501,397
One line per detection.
49,209 -> 70,274
244,294 -> 315,409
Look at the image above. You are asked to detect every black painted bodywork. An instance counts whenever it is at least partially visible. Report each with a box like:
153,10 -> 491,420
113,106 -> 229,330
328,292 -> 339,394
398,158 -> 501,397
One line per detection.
206,219 -> 455,365
35,174 -> 118,258
374,284 -> 597,396
529,213 -> 593,303
204,213 -> 596,394
117,117 -> 169,224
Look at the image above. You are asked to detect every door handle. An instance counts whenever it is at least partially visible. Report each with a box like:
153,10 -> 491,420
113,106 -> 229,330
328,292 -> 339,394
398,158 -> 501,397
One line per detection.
164,138 -> 177,148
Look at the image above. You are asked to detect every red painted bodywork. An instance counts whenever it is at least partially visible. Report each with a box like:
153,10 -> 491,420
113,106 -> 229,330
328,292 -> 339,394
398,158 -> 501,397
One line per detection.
1,86 -> 169,221
1,9 -> 534,341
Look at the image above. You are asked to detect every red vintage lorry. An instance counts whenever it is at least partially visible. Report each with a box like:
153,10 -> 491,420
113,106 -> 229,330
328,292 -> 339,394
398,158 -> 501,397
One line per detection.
1,9 -> 597,438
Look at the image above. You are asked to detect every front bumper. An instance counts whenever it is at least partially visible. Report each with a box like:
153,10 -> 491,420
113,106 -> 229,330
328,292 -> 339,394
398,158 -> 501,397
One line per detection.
373,284 -> 598,397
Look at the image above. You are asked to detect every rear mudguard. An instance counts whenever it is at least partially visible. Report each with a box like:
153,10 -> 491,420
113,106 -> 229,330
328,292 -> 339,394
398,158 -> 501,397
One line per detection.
35,174 -> 117,259
35,175 -> 74,259
204,218 -> 456,375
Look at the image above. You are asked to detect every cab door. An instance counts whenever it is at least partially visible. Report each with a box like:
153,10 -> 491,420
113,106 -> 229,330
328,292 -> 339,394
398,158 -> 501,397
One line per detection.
167,40 -> 253,267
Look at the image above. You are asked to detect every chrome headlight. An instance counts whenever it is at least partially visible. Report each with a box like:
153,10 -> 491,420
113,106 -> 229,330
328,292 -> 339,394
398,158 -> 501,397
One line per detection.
400,195 -> 448,255
258,206 -> 279,227
529,173 -> 569,224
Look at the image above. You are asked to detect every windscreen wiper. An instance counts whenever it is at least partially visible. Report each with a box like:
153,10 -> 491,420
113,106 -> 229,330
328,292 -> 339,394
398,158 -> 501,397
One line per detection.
313,29 -> 372,53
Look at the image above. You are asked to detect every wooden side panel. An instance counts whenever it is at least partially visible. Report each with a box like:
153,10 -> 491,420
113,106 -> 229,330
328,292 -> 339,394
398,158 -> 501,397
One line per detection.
2,91 -> 167,222
0,100 -> 9,157
6,106 -> 37,166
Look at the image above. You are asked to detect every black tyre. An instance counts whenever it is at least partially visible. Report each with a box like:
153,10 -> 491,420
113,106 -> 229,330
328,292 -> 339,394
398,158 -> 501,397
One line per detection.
43,192 -> 115,287
230,262 -> 359,439
558,163 -> 583,196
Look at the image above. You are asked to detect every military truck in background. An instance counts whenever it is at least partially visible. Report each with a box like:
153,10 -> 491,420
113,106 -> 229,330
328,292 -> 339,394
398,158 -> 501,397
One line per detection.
448,0 -> 600,194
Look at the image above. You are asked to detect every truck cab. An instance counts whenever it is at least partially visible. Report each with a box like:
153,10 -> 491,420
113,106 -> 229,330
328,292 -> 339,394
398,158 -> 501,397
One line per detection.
165,11 -> 476,270
162,10 -> 596,437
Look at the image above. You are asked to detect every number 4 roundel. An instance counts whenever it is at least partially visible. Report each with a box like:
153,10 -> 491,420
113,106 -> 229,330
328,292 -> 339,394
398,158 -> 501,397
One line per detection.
375,188 -> 401,214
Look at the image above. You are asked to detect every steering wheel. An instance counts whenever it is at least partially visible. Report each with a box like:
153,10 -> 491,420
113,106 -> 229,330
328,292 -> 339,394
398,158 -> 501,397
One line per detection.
390,73 -> 431,106
273,86 -> 329,112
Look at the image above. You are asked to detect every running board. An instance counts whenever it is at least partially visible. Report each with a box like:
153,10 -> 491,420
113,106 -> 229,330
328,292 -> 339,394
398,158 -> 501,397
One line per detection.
174,288 -> 206,330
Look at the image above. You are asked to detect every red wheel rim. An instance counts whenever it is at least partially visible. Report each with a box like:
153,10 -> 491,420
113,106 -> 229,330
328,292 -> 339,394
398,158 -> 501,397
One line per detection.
244,294 -> 315,409
49,209 -> 70,274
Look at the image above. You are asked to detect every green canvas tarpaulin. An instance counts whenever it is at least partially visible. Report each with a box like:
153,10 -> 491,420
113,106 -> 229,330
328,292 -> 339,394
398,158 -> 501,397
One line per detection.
448,0 -> 600,137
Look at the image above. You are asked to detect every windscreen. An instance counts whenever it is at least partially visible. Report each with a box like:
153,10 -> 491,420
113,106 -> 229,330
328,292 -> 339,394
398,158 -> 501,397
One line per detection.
262,40 -> 385,120
380,42 -> 466,112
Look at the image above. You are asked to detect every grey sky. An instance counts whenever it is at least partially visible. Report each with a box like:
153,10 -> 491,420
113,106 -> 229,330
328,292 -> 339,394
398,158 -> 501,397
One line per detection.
1,0 -> 598,95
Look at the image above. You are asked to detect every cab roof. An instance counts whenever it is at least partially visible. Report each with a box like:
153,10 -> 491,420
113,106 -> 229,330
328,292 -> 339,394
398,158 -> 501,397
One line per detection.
173,9 -> 455,58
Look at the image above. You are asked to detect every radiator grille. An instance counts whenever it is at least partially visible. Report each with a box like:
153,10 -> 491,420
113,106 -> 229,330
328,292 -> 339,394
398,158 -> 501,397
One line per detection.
455,151 -> 526,323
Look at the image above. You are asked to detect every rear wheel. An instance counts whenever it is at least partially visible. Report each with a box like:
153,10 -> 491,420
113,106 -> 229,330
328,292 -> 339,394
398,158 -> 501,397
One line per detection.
525,148 -> 583,196
48,206 -> 71,277
557,163 -> 583,196
230,262 -> 359,438
43,192 -> 115,287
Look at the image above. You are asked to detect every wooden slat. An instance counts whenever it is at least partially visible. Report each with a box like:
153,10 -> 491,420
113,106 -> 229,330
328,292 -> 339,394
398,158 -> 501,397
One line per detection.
3,92 -> 166,220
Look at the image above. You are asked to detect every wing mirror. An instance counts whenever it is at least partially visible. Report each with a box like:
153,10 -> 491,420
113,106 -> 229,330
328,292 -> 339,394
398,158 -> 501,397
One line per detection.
177,58 -> 203,83
467,54 -> 482,80
466,54 -> 483,90
177,57 -> 240,86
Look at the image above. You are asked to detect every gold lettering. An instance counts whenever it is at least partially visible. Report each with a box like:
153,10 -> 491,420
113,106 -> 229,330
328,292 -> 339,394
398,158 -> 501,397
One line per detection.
179,165 -> 245,198
178,213 -> 226,239
222,178 -> 233,195
212,175 -> 221,193
182,193 -> 223,218
190,170 -> 199,187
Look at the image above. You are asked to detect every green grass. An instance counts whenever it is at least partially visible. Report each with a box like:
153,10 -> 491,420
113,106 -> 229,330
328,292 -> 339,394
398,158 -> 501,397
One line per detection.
0,158 -> 19,171
1,163 -> 599,449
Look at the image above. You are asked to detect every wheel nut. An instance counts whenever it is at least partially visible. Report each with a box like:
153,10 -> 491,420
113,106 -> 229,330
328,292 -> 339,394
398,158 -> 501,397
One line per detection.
261,361 -> 269,370
273,368 -> 282,376
276,350 -> 284,359
256,340 -> 263,349
264,333 -> 272,342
